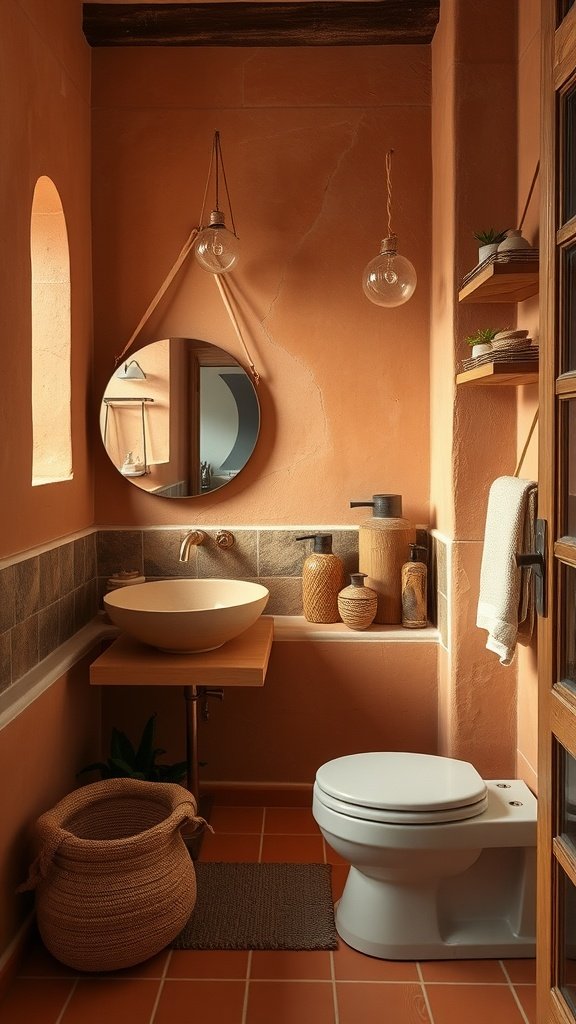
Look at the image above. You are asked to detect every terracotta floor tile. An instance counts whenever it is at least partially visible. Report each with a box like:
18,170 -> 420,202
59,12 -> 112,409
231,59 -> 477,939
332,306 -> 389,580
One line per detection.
502,958 -> 537,984
198,832 -> 262,862
167,949 -> 249,979
246,980 -> 335,1024
250,950 -> 332,980
425,983 -> 526,1024
97,949 -> 170,979
154,979 -> 245,1023
337,981 -> 430,1024
420,959 -> 507,983
334,941 -> 419,981
2,803 -> 542,1024
209,806 -> 264,834
514,984 -> 537,1024
260,835 -> 325,862
17,938 -> 80,978
0,978 -> 72,1024
264,807 -> 320,834
60,978 -> 159,1024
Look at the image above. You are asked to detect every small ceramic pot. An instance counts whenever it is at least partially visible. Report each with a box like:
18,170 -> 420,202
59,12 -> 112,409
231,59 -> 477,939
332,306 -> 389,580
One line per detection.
471,343 -> 493,358
478,243 -> 498,262
497,229 -> 533,251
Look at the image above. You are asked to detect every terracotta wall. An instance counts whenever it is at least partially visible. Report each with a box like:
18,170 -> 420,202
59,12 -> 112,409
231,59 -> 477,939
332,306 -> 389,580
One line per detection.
0,656 -> 100,961
1,0 -> 94,559
91,45 -> 432,529
430,0 -> 540,785
101,640 -> 438,787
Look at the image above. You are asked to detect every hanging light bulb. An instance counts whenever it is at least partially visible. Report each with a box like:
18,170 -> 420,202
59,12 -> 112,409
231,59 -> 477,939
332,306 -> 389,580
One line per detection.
362,150 -> 417,307
195,209 -> 240,274
194,131 -> 240,275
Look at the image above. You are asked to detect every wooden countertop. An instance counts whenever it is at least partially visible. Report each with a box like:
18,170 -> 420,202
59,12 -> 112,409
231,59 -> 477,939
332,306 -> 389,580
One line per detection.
89,616 -> 274,687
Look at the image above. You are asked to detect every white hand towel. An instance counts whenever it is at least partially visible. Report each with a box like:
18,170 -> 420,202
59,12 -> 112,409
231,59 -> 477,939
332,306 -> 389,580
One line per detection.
476,476 -> 537,665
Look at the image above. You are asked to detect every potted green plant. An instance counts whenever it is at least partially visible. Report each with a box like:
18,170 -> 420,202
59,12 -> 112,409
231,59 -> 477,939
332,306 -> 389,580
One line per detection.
473,228 -> 508,263
464,327 -> 500,358
78,714 -> 187,783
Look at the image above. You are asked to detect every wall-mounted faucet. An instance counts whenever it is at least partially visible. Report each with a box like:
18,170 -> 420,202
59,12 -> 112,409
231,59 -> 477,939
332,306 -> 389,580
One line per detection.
179,530 -> 207,561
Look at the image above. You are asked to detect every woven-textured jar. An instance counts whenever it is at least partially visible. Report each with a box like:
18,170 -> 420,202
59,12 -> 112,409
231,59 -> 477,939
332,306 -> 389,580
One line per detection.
19,778 -> 204,972
338,573 -> 378,630
297,534 -> 345,623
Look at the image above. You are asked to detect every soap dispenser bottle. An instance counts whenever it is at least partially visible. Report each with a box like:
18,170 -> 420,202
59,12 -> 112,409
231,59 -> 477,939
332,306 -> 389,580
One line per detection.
350,494 -> 415,624
401,544 -> 428,629
296,534 -> 345,623
338,573 -> 378,631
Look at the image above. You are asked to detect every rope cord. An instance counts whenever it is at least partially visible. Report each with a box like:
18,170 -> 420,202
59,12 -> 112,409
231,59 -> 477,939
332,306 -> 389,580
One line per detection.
213,274 -> 260,385
514,407 -> 539,478
519,161 -> 540,232
114,131 -> 256,378
386,149 -> 394,238
114,226 -> 199,366
198,135 -> 215,229
217,132 -> 238,238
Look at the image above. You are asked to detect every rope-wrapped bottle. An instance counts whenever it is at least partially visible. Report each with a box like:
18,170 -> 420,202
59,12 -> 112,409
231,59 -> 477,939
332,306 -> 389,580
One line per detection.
350,494 -> 415,624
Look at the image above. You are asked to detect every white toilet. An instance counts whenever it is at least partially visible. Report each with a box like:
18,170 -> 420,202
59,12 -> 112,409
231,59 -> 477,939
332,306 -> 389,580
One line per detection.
312,751 -> 536,960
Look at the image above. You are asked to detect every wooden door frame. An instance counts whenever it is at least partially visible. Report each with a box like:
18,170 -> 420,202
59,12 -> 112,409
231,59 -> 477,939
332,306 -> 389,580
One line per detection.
539,3 -> 576,1021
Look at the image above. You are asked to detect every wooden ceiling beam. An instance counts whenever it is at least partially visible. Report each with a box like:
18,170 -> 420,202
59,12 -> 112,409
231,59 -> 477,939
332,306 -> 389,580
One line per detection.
83,1 -> 440,47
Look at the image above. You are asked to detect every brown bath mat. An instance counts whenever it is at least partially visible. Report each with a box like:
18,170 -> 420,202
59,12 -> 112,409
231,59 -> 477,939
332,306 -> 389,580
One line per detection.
172,862 -> 337,950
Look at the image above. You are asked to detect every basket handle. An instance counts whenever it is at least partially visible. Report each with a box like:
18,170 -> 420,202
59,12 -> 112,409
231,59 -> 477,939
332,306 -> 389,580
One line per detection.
17,817 -> 67,893
170,801 -> 214,837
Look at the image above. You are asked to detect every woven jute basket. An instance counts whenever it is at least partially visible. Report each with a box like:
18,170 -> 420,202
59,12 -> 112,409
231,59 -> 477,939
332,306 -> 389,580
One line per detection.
19,778 -> 205,972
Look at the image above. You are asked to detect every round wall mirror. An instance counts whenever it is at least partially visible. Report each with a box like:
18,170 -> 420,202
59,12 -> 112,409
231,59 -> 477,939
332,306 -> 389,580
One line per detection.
100,337 -> 260,497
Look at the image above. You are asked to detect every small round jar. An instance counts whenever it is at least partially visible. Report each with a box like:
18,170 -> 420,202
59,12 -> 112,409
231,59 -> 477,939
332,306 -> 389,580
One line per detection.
338,573 -> 378,630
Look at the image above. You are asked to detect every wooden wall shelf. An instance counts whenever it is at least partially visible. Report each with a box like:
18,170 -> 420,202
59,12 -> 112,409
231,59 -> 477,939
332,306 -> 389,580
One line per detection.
456,360 -> 539,387
458,260 -> 539,303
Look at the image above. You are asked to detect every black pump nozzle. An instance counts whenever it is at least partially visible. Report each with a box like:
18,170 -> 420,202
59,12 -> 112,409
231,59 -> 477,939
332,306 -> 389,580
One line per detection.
409,543 -> 428,563
350,494 -> 403,518
296,533 -> 334,554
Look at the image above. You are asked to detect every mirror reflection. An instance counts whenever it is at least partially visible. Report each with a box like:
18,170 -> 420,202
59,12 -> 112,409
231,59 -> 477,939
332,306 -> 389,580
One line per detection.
100,338 -> 260,497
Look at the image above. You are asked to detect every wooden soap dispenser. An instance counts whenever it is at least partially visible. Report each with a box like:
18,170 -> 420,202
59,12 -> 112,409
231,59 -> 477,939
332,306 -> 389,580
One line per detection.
350,494 -> 415,624
296,534 -> 345,623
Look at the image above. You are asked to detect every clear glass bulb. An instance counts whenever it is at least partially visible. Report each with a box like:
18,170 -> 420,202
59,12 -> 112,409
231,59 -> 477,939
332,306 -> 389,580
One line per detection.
194,210 -> 240,274
362,236 -> 417,307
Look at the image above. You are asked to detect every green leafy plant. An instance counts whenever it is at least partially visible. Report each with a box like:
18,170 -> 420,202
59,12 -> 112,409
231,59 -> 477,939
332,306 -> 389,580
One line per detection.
473,227 -> 508,245
464,327 -> 501,347
78,715 -> 187,783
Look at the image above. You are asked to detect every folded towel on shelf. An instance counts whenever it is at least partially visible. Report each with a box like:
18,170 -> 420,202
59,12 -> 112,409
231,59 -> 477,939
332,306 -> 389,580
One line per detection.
476,476 -> 537,666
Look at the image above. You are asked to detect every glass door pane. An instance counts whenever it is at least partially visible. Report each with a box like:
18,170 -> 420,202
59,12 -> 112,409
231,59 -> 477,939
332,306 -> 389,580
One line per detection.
560,866 -> 576,1013
563,249 -> 576,371
564,88 -> 576,225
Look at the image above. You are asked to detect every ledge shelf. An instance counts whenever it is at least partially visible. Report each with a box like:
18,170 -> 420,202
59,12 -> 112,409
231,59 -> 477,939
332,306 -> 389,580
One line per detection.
458,259 -> 539,303
456,360 -> 539,387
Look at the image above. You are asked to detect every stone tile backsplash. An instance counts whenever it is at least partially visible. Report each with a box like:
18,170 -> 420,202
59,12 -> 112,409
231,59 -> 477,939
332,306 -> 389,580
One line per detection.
0,533 -> 98,695
97,528 -> 360,607
1,525 -> 435,697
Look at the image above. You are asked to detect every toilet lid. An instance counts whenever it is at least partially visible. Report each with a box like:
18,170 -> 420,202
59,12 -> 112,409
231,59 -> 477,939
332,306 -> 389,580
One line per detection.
315,752 -> 488,822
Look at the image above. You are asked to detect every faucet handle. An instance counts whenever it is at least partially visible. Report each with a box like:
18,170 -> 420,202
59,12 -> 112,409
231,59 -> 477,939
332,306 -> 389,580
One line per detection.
216,530 -> 235,549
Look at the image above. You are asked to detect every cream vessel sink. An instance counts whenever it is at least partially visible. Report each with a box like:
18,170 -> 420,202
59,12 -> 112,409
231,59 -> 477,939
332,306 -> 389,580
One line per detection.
103,579 -> 269,653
